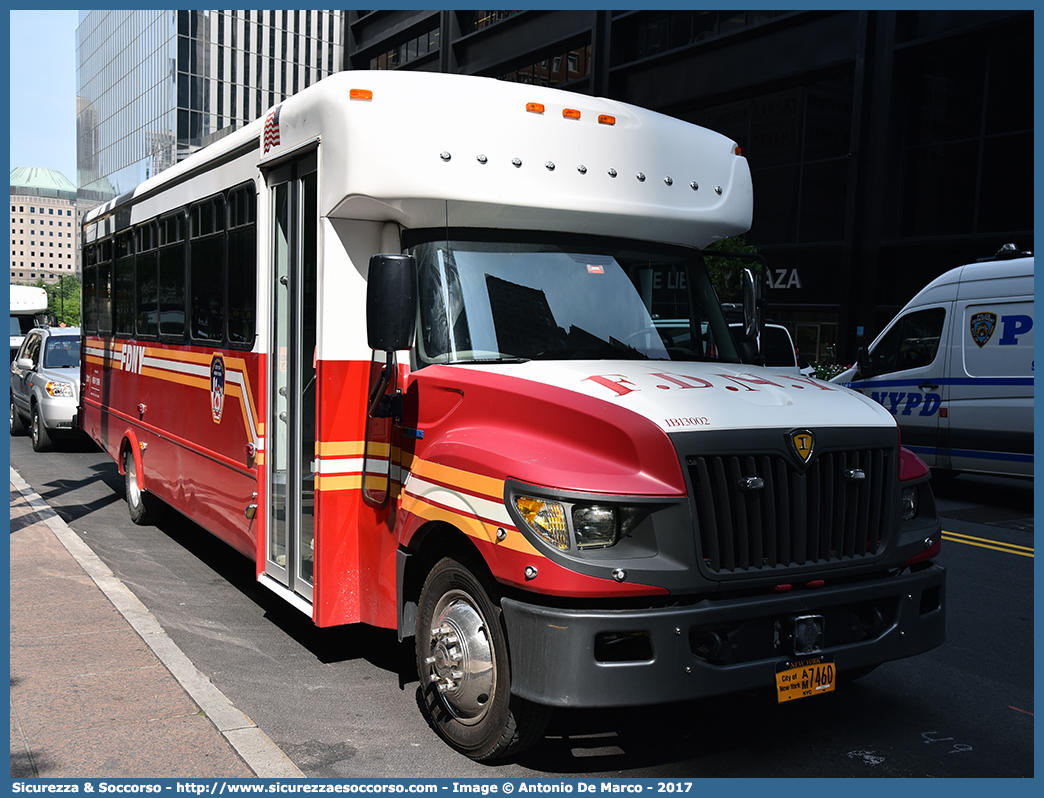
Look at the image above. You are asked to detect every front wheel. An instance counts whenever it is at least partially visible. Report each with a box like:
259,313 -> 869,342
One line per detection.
30,405 -> 52,452
416,557 -> 550,761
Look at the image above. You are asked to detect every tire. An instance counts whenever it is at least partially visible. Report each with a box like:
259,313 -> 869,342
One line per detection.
30,404 -> 52,452
124,448 -> 161,525
10,395 -> 26,436
416,556 -> 550,761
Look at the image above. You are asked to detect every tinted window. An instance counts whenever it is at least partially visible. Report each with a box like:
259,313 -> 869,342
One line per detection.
871,307 -> 946,375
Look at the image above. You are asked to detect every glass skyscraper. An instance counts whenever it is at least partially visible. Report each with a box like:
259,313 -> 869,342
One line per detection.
76,10 -> 344,202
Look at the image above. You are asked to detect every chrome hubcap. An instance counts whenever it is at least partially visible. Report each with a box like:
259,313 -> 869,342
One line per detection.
126,455 -> 141,507
424,590 -> 495,724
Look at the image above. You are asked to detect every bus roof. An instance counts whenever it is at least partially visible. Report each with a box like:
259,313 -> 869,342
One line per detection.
10,284 -> 48,314
84,71 -> 753,249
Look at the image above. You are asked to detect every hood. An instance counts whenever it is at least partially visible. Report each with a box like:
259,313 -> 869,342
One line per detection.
459,359 -> 896,434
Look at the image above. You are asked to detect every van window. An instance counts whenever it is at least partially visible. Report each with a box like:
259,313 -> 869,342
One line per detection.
871,307 -> 945,375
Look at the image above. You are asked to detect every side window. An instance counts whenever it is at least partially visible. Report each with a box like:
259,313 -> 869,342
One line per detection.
189,195 -> 226,343
871,307 -> 946,375
24,333 -> 42,366
158,212 -> 186,340
226,183 -> 257,347
114,231 -> 135,337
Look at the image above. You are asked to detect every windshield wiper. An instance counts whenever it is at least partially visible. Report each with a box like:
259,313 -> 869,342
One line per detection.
443,357 -> 532,365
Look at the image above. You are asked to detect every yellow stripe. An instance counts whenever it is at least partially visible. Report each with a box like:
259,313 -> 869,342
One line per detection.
317,440 -> 368,457
401,493 -> 540,556
409,458 -> 504,501
942,531 -> 1033,558
315,474 -> 363,491
141,366 -> 210,391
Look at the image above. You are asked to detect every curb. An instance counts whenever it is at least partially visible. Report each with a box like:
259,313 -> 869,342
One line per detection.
10,466 -> 307,779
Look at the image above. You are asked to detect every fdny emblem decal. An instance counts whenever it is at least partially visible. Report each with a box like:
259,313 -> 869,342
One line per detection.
789,430 -> 815,464
970,312 -> 997,348
210,353 -> 226,423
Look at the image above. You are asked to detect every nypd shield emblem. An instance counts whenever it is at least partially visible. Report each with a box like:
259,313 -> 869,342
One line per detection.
970,312 -> 997,348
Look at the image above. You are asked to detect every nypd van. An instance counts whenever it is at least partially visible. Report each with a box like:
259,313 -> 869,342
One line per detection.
834,245 -> 1033,479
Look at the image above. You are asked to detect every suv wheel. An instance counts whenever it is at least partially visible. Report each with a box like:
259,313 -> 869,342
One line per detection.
30,404 -> 53,452
10,395 -> 26,436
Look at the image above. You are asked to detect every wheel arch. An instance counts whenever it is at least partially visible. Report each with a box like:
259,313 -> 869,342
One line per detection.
397,520 -> 493,642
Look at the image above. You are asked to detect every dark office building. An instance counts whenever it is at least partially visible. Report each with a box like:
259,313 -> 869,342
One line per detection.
345,9 -> 1033,365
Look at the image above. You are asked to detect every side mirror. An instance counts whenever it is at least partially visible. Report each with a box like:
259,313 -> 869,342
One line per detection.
741,266 -> 761,342
856,346 -> 872,377
16,358 -> 34,371
366,254 -> 417,353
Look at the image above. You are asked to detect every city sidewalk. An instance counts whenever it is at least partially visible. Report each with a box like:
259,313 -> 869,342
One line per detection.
9,468 -> 305,780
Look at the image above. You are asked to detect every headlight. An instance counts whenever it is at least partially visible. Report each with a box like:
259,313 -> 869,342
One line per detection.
900,485 -> 918,520
514,496 -> 619,551
45,381 -> 74,398
572,505 -> 617,549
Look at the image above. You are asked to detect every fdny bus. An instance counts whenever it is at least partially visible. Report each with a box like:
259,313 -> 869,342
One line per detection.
79,71 -> 945,761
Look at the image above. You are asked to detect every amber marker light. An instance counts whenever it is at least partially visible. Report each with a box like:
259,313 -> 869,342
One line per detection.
598,114 -> 616,126
563,108 -> 582,120
735,145 -> 743,155
526,102 -> 545,114
350,88 -> 373,101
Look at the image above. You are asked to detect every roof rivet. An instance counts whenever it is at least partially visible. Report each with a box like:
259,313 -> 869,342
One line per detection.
608,168 -> 618,178
664,176 -> 673,186
545,161 -> 556,171
440,151 -> 451,162
715,185 -> 724,195
690,181 -> 699,191
512,158 -> 522,168
476,154 -> 488,164
636,172 -> 646,182
577,164 -> 587,174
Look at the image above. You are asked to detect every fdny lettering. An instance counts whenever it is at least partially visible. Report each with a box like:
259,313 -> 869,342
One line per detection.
870,391 -> 942,417
584,371 -> 836,398
121,344 -> 146,375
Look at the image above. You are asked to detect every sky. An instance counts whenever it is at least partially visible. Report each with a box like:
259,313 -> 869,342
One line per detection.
8,8 -> 79,182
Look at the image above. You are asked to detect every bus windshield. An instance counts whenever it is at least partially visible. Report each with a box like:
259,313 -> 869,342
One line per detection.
410,235 -> 741,367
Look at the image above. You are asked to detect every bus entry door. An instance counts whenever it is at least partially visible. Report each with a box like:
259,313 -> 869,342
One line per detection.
266,155 -> 318,603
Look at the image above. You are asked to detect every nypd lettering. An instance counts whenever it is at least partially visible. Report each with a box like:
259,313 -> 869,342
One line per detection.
870,391 -> 942,417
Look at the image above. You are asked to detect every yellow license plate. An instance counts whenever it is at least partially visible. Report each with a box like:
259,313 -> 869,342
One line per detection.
775,655 -> 836,703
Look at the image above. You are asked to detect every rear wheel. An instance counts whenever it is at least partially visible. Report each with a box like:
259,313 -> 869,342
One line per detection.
30,405 -> 52,452
416,556 -> 550,761
10,395 -> 26,436
124,448 -> 161,525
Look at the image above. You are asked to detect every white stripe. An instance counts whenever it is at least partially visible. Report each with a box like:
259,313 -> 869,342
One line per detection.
404,476 -> 512,526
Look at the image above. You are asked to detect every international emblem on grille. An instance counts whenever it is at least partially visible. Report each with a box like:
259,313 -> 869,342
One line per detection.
789,430 -> 815,464
970,311 -> 997,348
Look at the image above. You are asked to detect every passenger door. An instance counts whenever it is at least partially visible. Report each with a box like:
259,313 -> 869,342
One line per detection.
11,330 -> 41,419
265,154 -> 318,603
859,306 -> 949,466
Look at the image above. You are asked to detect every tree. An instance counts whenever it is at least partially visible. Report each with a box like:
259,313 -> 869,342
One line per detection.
703,235 -> 761,304
40,276 -> 81,327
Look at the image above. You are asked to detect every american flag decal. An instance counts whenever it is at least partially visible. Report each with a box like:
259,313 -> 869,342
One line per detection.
263,106 -> 281,154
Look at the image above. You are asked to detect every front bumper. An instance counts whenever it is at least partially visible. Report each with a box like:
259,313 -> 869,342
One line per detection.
502,562 -> 944,707
37,395 -> 79,431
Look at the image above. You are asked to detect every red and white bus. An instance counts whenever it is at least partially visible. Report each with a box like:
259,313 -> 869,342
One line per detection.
80,71 -> 945,760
